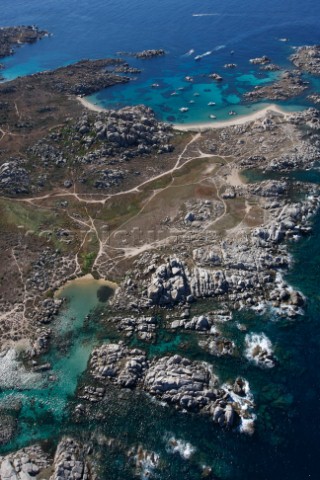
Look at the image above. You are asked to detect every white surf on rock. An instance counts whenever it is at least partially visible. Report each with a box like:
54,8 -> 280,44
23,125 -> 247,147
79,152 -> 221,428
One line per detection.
245,332 -> 276,368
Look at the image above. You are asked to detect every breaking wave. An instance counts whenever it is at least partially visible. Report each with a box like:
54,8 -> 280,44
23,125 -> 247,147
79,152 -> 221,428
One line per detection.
245,333 -> 276,368
165,434 -> 196,459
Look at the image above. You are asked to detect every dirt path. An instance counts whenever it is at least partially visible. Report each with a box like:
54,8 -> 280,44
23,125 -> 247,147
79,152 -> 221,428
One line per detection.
4,131 -> 243,277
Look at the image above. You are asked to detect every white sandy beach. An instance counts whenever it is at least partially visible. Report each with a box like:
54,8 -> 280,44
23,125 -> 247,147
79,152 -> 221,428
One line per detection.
173,105 -> 291,131
78,96 -> 291,131
78,96 -> 107,113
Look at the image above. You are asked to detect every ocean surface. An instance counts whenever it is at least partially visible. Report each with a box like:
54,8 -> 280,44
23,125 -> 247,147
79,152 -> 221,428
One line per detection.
0,1 -> 320,479
1,0 -> 320,123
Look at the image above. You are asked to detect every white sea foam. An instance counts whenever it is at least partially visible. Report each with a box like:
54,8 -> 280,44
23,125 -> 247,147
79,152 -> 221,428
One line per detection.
239,415 -> 256,435
165,435 -> 196,460
245,333 -> 276,368
220,380 -> 256,434
251,301 -> 267,314
0,348 -> 41,389
222,379 -> 253,409
135,448 -> 159,480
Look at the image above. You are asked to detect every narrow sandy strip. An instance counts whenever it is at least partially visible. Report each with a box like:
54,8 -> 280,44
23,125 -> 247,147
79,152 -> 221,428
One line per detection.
78,96 -> 107,113
173,105 -> 291,131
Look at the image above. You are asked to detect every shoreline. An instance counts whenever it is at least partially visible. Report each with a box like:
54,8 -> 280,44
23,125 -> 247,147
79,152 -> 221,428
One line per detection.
55,273 -> 118,297
78,96 -> 107,113
78,96 -> 293,131
173,105 -> 291,131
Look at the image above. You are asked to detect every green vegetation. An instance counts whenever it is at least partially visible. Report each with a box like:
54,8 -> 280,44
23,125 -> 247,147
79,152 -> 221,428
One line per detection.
81,252 -> 97,274
1,200 -> 55,233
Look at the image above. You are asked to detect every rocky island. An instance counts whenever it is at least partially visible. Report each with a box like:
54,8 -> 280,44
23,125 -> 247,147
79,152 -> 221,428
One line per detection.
0,25 -> 48,59
290,45 -> 320,75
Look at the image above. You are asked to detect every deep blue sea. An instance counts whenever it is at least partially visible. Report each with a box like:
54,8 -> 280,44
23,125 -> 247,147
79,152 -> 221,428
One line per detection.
1,0 -> 320,123
1,2 -> 320,479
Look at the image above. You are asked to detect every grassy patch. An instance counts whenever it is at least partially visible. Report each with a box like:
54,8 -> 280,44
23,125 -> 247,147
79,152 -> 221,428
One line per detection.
81,251 -> 97,274
0,199 -> 56,232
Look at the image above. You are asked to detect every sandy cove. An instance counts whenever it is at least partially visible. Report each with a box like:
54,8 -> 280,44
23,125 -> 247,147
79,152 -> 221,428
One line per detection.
78,97 -> 292,131
173,105 -> 291,131
78,96 -> 107,113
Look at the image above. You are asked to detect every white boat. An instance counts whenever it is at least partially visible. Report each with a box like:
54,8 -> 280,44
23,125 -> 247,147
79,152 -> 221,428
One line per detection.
171,92 -> 178,96
208,102 -> 216,106
179,107 -> 189,113
151,83 -> 160,88
209,114 -> 216,119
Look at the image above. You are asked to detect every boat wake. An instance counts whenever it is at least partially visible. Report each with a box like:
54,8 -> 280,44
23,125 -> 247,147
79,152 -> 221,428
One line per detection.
213,44 -> 226,51
194,51 -> 212,61
193,13 -> 220,17
182,49 -> 195,57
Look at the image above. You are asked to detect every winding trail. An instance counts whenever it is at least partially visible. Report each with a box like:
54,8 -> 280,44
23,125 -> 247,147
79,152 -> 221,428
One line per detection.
2,131 -> 240,278
13,134 -> 205,207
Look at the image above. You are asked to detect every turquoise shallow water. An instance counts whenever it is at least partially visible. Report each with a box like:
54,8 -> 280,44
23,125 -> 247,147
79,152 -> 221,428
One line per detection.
87,72 -> 292,124
0,278 -> 113,452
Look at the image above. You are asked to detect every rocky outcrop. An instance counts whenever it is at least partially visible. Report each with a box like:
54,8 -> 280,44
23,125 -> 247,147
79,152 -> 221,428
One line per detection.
288,107 -> 320,130
46,59 -> 129,96
308,93 -> 320,105
133,49 -> 166,59
171,313 -> 236,357
114,185 -> 320,316
199,336 -> 235,357
244,70 -> 308,101
0,26 -> 48,59
0,58 -> 130,98
147,258 -> 190,305
50,438 -> 94,480
27,105 -> 173,192
248,180 -> 287,197
88,343 -> 256,432
73,105 -> 173,153
249,56 -> 270,65
108,315 -> 158,341
90,342 -> 148,388
208,73 -> 223,81
117,49 -> 165,59
143,354 -> 218,411
290,45 -> 320,75
260,64 -> 280,71
0,438 -> 96,480
244,333 -> 276,368
0,444 -> 50,480
170,310 -> 232,334
0,160 -> 30,195
0,414 -> 17,446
